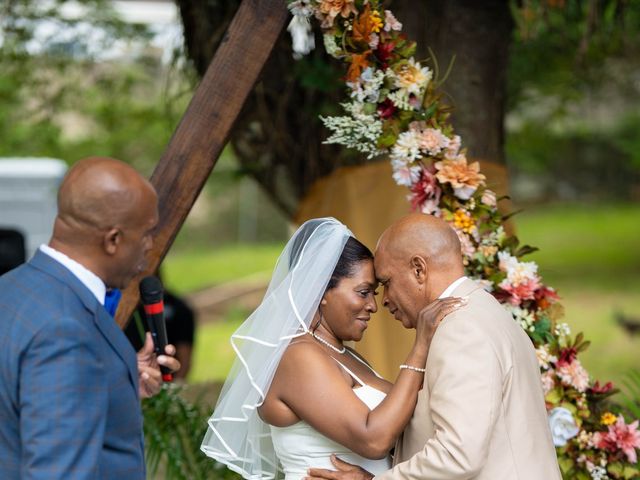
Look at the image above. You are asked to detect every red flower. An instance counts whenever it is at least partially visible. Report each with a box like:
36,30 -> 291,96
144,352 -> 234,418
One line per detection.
409,165 -> 441,214
375,41 -> 395,68
377,98 -> 396,119
557,347 -> 577,366
534,286 -> 560,309
589,381 -> 614,394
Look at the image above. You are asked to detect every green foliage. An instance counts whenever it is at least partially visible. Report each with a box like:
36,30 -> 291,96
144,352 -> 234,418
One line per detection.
509,0 -> 640,109
620,370 -> 640,419
142,385 -> 239,480
0,0 -> 190,170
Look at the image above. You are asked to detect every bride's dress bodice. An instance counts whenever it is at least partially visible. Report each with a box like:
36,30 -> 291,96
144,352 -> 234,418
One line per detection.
270,353 -> 392,480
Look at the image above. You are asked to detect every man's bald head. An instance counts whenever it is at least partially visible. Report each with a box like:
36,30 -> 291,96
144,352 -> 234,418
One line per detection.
377,213 -> 462,271
50,157 -> 158,289
374,214 -> 465,325
56,157 -> 155,235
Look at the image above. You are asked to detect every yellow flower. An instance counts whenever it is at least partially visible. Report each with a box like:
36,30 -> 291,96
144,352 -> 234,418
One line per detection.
453,209 -> 475,234
370,10 -> 383,33
601,412 -> 617,426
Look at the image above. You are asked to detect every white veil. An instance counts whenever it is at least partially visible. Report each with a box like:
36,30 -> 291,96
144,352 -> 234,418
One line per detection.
201,218 -> 353,479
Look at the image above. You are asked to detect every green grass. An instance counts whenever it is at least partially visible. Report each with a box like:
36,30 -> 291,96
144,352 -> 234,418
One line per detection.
162,243 -> 285,295
515,203 -> 640,388
188,308 -> 246,384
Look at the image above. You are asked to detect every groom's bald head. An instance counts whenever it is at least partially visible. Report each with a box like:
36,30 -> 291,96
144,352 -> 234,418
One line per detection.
374,214 -> 465,327
376,213 -> 462,271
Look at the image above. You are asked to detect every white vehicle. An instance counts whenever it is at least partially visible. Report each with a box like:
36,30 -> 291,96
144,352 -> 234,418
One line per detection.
0,158 -> 67,274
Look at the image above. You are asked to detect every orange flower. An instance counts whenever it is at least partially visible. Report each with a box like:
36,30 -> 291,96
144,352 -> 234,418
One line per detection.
435,154 -> 486,200
352,5 -> 383,44
316,0 -> 358,29
346,51 -> 371,82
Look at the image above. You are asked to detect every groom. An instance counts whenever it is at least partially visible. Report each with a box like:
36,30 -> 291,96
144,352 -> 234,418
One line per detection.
308,213 -> 561,479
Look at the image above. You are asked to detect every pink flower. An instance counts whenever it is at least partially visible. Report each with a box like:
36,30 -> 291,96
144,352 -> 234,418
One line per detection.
409,165 -> 441,214
589,381 -> 614,395
481,189 -> 497,207
556,358 -> 590,393
498,277 -> 541,305
593,416 -> 640,463
541,370 -> 556,395
454,228 -> 476,258
383,10 -> 402,32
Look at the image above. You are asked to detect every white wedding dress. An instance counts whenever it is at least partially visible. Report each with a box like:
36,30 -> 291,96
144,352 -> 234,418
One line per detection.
270,351 -> 392,480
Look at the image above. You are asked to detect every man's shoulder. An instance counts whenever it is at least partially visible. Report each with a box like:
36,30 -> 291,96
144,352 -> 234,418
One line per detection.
0,262 -> 92,328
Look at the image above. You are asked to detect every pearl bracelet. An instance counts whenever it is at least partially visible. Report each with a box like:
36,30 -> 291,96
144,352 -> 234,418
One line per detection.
400,364 -> 426,373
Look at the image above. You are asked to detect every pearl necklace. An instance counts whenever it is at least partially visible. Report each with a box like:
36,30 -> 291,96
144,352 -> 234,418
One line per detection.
309,331 -> 346,354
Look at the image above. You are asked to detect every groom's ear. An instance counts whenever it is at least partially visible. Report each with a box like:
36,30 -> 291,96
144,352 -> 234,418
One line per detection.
410,255 -> 428,285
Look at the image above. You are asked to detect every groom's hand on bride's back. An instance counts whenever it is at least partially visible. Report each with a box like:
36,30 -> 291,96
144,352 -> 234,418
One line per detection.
306,455 -> 374,480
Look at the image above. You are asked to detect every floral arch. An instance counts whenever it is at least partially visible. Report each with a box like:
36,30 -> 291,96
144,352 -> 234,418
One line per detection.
286,1 -> 640,478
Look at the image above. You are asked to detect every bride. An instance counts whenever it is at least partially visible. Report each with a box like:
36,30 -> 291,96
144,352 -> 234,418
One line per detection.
201,218 -> 462,479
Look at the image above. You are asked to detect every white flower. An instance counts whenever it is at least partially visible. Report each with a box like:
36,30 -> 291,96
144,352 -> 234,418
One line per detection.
497,251 -> 539,287
504,304 -> 536,332
321,102 -> 384,158
548,407 -> 580,447
391,130 -> 422,162
368,32 -> 379,49
481,189 -> 497,207
347,67 -> 385,103
535,345 -> 557,370
323,33 -> 341,58
392,165 -> 421,187
287,14 -> 315,58
588,466 -> 609,480
444,134 -> 461,159
384,10 -> 402,32
288,0 -> 313,17
555,322 -> 572,338
454,186 -> 477,201
388,58 -> 432,97
387,89 -> 412,110
471,278 -> 494,293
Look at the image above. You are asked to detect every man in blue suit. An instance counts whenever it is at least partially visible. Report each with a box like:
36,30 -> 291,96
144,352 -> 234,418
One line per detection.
0,157 -> 180,479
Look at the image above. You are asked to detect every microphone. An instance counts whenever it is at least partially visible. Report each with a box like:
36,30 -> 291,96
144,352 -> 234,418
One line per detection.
139,275 -> 173,382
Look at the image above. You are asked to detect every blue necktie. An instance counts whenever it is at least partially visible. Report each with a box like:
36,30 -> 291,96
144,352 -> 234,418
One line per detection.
104,288 -> 122,317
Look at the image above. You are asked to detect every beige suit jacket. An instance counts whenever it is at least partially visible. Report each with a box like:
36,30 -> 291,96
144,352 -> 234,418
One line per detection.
376,279 -> 561,480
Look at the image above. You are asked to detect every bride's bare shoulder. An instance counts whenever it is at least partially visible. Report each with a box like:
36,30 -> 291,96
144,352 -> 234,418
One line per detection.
277,337 -> 339,374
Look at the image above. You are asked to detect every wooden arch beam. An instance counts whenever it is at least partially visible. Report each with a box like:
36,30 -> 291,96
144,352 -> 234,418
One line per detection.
115,0 -> 289,327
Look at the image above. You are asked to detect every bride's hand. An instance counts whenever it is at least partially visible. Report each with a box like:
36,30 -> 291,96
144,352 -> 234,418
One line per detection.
415,296 -> 466,349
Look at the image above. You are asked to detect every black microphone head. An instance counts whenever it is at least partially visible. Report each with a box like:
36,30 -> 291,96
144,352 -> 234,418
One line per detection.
139,275 -> 163,304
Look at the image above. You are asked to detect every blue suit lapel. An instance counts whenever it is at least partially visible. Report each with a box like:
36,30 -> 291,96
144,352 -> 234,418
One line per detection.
29,250 -> 139,398
93,307 -> 140,399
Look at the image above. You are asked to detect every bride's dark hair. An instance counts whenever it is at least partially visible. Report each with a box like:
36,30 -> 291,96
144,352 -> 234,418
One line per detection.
326,236 -> 373,290
287,220 -> 372,290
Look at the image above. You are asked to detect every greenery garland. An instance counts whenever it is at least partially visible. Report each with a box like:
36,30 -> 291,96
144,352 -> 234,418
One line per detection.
286,1 -> 640,478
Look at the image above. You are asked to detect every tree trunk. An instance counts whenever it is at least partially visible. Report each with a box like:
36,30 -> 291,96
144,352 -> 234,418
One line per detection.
175,0 -> 513,215
396,0 -> 513,165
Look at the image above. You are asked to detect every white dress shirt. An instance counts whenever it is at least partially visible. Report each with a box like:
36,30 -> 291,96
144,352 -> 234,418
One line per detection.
438,276 -> 468,299
39,244 -> 106,305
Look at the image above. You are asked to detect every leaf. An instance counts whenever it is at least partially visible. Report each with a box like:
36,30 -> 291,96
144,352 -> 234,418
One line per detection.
515,244 -> 539,257
546,387 -> 563,405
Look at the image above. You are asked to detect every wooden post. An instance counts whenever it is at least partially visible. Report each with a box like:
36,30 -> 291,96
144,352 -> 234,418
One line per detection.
115,0 -> 289,327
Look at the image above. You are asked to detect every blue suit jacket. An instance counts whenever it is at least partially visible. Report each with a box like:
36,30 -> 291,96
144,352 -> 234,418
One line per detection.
0,251 -> 145,479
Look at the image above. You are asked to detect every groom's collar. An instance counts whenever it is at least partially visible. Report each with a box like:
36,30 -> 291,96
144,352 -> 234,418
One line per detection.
438,276 -> 468,299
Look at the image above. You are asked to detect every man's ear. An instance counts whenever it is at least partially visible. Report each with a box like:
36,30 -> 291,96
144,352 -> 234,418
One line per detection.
410,255 -> 428,285
103,228 -> 121,255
